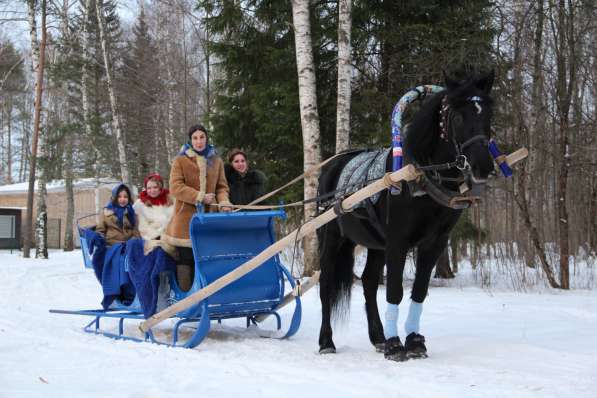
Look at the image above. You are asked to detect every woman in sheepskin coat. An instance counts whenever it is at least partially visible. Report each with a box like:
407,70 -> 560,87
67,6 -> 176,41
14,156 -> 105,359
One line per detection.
162,124 -> 232,291
225,148 -> 267,206
96,183 -> 140,245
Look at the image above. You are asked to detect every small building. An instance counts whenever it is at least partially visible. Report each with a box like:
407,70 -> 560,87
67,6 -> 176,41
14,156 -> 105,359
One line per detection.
0,178 -> 122,249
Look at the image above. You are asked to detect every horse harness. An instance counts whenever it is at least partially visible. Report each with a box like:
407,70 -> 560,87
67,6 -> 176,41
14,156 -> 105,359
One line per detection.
407,94 -> 490,210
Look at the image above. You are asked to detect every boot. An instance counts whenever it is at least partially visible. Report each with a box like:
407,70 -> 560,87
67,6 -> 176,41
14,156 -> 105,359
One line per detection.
176,264 -> 194,292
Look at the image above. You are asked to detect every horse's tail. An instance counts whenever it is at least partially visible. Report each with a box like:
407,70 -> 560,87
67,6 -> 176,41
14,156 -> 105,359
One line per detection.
318,223 -> 356,322
317,151 -> 362,322
333,240 -> 356,322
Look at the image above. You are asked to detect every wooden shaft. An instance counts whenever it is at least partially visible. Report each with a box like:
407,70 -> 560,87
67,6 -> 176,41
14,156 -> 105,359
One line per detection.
505,147 -> 528,167
254,271 -> 321,323
139,165 -> 419,333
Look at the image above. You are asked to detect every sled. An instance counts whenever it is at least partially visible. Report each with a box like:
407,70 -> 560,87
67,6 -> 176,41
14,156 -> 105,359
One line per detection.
50,208 -> 301,348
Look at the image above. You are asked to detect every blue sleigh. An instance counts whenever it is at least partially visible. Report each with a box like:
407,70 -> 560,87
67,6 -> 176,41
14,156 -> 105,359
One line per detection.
51,208 -> 302,348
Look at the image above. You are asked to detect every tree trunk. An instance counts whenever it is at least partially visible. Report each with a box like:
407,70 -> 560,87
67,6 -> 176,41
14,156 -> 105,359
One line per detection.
590,171 -> 597,255
64,137 -> 75,252
35,169 -> 48,258
6,104 -> 12,184
95,0 -> 130,184
81,0 -> 94,156
23,0 -> 47,259
1,108 -> 4,181
450,238 -> 459,273
515,166 -> 561,288
165,55 -> 176,165
19,109 -> 30,182
181,7 -> 188,128
205,6 -> 212,122
61,0 -> 75,252
291,0 -> 322,275
591,34 -> 597,255
335,0 -> 351,154
554,0 -> 577,289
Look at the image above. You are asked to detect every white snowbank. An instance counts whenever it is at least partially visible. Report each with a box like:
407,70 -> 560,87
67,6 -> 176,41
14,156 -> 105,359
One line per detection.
0,178 -> 121,195
0,250 -> 595,398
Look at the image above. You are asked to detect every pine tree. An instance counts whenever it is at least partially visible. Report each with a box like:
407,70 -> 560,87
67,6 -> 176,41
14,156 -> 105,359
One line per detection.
119,8 -> 162,188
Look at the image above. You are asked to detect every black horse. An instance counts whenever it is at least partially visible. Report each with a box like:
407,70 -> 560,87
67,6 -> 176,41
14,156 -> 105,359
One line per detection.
317,71 -> 495,361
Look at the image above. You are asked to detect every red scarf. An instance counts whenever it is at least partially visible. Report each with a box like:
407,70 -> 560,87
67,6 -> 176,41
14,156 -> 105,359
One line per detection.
139,188 -> 171,206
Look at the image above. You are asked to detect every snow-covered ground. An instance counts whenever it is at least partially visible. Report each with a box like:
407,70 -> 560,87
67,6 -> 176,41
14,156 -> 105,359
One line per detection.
1,249 -> 596,398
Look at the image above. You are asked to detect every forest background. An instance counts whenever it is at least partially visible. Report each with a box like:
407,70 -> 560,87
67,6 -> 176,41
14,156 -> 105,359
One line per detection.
0,0 -> 595,289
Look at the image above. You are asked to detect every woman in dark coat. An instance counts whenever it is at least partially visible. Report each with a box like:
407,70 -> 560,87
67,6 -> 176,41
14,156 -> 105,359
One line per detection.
224,148 -> 267,205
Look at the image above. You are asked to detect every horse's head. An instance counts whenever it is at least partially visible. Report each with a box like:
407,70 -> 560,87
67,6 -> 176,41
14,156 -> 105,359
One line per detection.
404,70 -> 495,200
443,70 -> 495,184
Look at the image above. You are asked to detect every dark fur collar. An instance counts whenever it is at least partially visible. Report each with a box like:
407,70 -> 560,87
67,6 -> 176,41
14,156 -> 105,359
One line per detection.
225,164 -> 266,184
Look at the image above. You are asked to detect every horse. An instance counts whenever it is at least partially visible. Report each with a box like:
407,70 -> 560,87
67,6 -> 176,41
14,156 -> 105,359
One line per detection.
317,71 -> 495,361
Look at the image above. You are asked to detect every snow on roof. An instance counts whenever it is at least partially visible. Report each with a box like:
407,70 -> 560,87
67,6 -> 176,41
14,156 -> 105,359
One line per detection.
0,178 -> 122,195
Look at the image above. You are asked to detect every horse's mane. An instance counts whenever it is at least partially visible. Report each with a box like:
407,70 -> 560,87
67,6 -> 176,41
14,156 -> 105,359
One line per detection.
403,73 -> 494,164
403,91 -> 444,164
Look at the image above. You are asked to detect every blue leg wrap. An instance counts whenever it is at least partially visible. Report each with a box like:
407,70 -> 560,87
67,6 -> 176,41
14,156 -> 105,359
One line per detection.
384,303 -> 399,339
405,300 -> 423,335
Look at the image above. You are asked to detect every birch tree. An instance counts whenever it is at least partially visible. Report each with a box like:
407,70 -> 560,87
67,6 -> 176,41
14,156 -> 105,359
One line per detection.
23,0 -> 48,259
56,0 -> 75,251
291,0 -> 322,275
335,0 -> 351,154
95,0 -> 129,184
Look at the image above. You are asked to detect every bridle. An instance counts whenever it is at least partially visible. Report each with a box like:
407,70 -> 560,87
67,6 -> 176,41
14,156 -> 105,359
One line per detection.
413,94 -> 492,209
433,95 -> 490,180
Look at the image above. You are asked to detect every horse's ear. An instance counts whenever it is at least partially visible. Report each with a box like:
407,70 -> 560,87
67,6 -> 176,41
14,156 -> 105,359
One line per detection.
443,70 -> 458,91
475,69 -> 495,94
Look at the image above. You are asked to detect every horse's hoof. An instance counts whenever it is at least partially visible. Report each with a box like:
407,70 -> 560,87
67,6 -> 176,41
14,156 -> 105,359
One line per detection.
384,336 -> 407,362
374,342 -> 385,353
405,332 -> 428,359
319,346 -> 336,354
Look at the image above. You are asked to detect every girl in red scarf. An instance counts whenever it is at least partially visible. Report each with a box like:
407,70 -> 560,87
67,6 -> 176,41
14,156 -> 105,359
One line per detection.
133,173 -> 174,244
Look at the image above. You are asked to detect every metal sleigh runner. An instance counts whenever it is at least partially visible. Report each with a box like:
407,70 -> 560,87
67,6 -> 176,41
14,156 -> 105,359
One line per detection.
50,83 -> 527,350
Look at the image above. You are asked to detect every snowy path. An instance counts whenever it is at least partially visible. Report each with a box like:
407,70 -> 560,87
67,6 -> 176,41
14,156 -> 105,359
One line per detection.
0,250 -> 595,398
